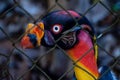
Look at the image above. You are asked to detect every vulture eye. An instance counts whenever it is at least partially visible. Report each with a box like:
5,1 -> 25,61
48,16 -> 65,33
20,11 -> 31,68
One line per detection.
52,24 -> 62,34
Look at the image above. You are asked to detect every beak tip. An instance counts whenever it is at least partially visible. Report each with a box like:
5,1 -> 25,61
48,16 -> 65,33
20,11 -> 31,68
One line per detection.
20,36 -> 34,49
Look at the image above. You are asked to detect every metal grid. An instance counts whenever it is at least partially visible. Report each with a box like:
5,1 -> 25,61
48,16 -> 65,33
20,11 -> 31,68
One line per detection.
0,0 -> 120,80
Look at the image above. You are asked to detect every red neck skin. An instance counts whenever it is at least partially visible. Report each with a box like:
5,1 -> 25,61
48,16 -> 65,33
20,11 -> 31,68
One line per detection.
67,30 -> 99,79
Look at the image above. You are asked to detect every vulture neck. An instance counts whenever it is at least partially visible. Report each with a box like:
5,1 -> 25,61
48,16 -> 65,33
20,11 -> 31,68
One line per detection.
67,30 -> 99,80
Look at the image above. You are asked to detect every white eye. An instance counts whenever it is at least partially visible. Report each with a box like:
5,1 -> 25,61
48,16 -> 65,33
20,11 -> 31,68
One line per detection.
52,24 -> 62,34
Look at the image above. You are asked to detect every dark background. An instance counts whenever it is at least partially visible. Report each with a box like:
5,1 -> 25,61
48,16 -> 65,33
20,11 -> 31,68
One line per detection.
0,0 -> 120,80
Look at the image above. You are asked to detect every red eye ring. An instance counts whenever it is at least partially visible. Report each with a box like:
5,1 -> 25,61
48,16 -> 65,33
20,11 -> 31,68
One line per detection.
52,24 -> 62,34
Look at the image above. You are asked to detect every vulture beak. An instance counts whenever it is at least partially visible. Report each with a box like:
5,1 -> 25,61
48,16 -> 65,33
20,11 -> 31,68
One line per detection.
20,22 -> 44,48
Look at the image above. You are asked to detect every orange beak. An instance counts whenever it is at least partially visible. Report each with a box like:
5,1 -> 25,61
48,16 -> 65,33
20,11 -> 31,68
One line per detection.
21,36 -> 34,49
20,22 -> 44,49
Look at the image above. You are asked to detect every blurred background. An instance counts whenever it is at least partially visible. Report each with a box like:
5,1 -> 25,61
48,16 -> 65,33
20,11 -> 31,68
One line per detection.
0,0 -> 120,80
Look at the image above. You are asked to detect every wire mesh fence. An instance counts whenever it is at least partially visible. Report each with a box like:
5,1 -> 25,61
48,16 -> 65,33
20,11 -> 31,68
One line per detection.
0,0 -> 120,80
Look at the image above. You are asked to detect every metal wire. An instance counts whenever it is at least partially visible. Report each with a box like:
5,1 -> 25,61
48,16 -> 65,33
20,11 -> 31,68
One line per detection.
0,0 -> 120,80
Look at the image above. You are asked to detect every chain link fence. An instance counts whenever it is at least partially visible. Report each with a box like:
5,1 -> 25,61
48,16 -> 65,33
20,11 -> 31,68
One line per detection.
0,0 -> 120,80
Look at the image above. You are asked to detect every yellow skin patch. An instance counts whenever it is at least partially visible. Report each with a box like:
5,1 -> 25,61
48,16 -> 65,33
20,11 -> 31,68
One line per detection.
74,62 -> 99,80
93,35 -> 98,60
68,50 -> 99,80
25,22 -> 44,46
